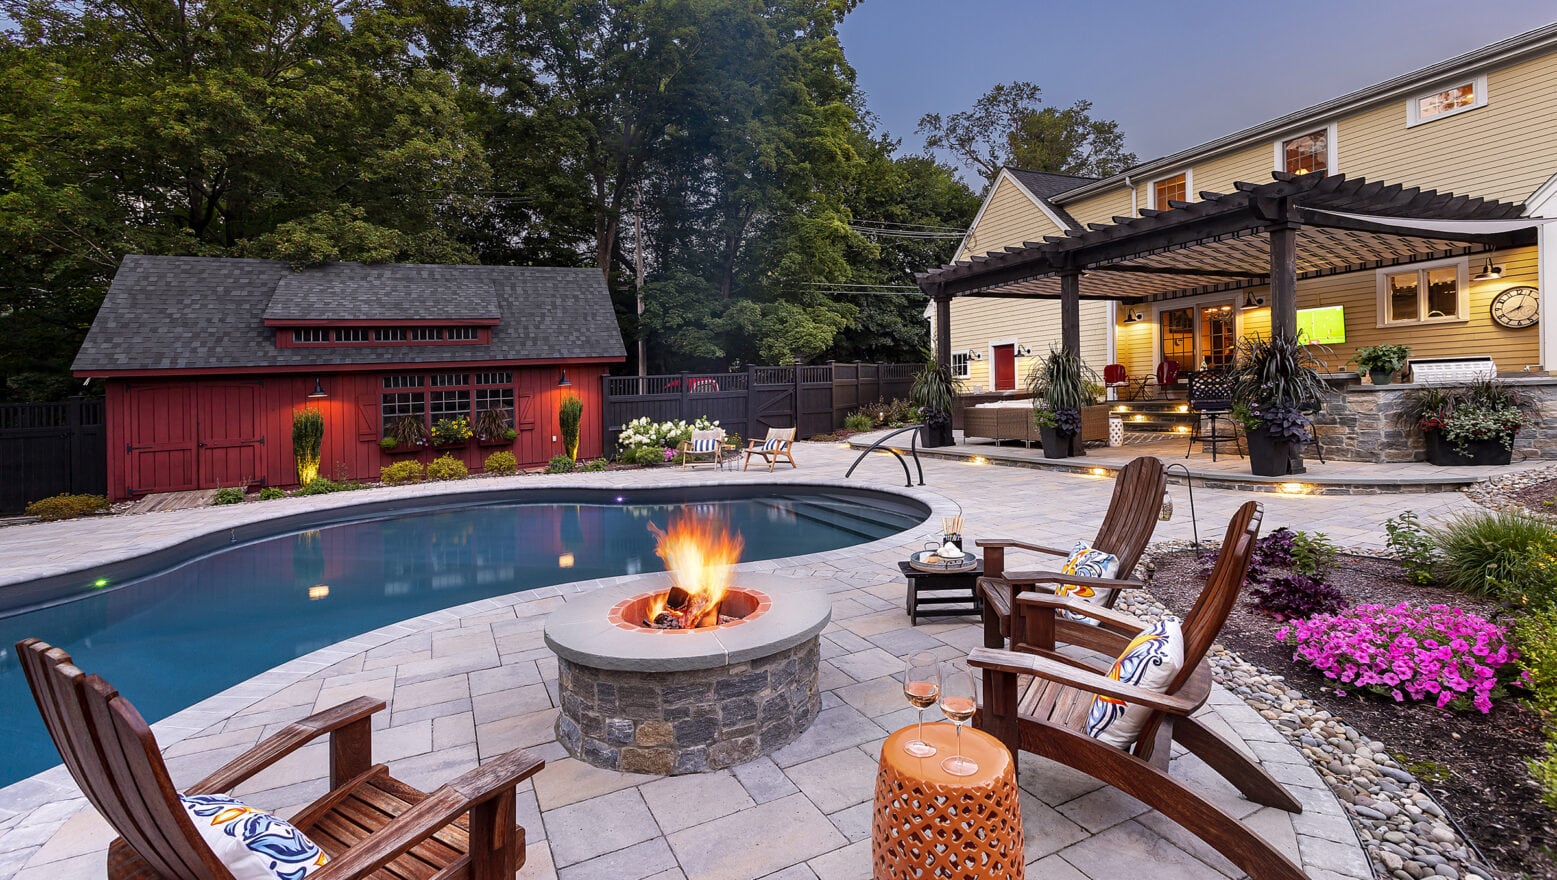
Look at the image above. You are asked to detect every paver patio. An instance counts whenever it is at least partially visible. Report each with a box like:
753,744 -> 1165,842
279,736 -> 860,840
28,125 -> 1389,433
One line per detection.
0,441 -> 1466,880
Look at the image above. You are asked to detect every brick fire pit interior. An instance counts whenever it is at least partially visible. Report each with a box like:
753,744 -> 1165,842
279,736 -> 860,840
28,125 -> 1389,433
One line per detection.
544,572 -> 830,774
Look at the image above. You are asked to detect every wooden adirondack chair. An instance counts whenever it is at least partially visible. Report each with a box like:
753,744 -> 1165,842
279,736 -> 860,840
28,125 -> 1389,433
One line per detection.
977,455 -> 1166,650
17,638 -> 543,880
968,501 -> 1306,880
742,427 -> 797,472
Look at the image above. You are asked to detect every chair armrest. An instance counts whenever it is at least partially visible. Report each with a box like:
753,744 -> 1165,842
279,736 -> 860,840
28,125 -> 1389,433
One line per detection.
186,697 -> 385,795
1004,570 -> 1145,592
1014,591 -> 1148,633
967,647 -> 1199,716
308,749 -> 545,880
974,538 -> 1070,557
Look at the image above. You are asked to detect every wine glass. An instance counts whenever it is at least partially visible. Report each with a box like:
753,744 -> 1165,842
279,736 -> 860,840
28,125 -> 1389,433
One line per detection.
939,663 -> 978,777
902,653 -> 940,758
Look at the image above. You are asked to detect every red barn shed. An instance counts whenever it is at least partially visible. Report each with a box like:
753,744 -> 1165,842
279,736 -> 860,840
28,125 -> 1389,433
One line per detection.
72,256 -> 626,500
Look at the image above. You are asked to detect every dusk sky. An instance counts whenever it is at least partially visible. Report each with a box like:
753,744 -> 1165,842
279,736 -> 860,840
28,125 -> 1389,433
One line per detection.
838,1 -> 1556,175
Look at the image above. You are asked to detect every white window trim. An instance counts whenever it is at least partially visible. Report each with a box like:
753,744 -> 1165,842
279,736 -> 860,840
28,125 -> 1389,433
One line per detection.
1374,257 -> 1470,328
1146,169 -> 1193,211
987,338 -> 1019,390
950,351 -> 972,379
1272,122 -> 1338,175
1406,74 -> 1487,128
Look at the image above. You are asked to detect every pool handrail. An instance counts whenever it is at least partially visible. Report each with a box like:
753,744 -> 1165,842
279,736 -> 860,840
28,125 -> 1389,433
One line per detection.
844,425 -> 925,487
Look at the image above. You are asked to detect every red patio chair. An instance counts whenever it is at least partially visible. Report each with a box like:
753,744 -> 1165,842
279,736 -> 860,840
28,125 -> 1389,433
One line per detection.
1103,364 -> 1131,400
1154,359 -> 1181,399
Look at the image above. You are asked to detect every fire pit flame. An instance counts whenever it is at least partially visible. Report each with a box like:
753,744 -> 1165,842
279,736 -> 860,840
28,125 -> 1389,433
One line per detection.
646,514 -> 744,629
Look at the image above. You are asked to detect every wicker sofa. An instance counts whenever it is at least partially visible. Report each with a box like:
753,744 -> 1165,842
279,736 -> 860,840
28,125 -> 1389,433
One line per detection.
962,400 -> 1110,445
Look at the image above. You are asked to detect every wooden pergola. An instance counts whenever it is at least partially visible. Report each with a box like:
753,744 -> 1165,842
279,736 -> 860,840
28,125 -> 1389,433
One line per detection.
916,171 -> 1539,371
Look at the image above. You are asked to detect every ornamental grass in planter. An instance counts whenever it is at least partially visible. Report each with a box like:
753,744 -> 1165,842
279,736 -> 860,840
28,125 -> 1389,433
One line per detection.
1399,379 -> 1531,467
1229,333 -> 1329,477
292,408 -> 324,486
1029,346 -> 1091,459
910,352 -> 958,448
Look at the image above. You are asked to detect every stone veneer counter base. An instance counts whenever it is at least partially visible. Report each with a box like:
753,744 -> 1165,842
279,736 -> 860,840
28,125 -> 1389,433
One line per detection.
545,572 -> 831,774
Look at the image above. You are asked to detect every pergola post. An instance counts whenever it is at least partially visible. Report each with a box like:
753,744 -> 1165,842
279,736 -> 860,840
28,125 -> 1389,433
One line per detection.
1060,270 -> 1081,357
1268,221 -> 1299,338
933,292 -> 952,370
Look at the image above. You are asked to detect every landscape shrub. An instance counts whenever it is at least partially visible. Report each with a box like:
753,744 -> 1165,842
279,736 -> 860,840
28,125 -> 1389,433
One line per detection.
292,477 -> 361,496
1248,574 -> 1350,622
1515,610 -> 1557,808
292,408 -> 324,486
426,454 -> 468,481
546,454 -> 577,474
212,487 -> 246,505
258,487 -> 286,500
582,458 -> 608,472
1431,509 -> 1556,604
484,450 -> 518,475
24,493 -> 109,521
617,416 -> 717,453
843,412 -> 875,433
1278,602 -> 1518,713
559,393 -> 583,461
1384,511 -> 1438,585
1205,527 -> 1348,620
380,460 -> 425,485
619,445 -> 666,466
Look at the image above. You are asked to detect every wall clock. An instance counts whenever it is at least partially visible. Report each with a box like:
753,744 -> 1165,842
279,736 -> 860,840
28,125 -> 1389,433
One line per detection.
1490,286 -> 1539,328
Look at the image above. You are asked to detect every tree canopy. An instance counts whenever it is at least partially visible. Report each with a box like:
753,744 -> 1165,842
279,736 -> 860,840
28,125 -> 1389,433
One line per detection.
918,81 -> 1137,185
0,2 -> 1132,399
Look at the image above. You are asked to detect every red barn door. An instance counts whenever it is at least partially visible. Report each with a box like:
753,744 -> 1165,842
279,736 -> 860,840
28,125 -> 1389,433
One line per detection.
195,382 -> 267,489
125,384 -> 198,494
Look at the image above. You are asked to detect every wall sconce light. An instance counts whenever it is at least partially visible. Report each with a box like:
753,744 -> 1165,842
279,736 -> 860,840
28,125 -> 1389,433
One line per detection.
1472,257 -> 1503,281
1016,345 -> 1033,357
968,350 -> 984,361
1239,291 -> 1266,311
557,369 -> 572,387
1121,310 -> 1144,324
306,378 -> 327,399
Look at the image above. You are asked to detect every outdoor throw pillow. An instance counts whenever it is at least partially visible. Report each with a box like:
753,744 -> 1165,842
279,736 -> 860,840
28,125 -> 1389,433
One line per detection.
690,438 -> 720,452
1055,542 -> 1120,624
180,793 -> 329,880
762,437 -> 788,451
1084,615 -> 1185,749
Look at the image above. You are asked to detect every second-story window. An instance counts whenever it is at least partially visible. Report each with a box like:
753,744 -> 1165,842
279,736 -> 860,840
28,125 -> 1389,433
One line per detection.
1408,75 -> 1486,126
1151,173 -> 1188,210
1281,128 -> 1329,175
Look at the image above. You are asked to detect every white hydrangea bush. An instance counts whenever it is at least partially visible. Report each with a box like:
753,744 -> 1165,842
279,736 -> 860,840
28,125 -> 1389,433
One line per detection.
617,416 -> 720,452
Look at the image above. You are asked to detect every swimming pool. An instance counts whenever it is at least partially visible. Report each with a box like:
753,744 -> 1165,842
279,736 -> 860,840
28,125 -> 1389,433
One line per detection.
0,485 -> 927,787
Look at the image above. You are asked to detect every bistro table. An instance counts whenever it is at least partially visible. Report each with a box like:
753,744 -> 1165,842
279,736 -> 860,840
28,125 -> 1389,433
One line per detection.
872,723 -> 1024,880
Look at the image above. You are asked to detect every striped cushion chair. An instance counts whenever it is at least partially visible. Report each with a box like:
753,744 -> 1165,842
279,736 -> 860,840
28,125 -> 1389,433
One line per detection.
678,428 -> 726,468
743,427 -> 798,472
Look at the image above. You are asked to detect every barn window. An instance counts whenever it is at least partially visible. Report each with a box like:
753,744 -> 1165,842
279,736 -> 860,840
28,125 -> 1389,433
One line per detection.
335,328 -> 370,342
381,391 -> 425,438
383,375 -> 424,389
446,327 -> 479,341
410,327 -> 442,342
292,328 -> 329,343
374,328 -> 407,341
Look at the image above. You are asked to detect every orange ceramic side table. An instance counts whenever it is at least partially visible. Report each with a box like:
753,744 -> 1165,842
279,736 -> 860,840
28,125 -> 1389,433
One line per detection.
872,723 -> 1024,880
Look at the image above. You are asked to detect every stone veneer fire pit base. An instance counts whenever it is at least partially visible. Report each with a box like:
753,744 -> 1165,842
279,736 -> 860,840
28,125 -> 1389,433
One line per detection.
545,572 -> 830,775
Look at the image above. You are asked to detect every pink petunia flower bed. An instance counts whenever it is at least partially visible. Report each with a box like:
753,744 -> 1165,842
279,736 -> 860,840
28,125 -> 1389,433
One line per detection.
1277,602 -> 1518,714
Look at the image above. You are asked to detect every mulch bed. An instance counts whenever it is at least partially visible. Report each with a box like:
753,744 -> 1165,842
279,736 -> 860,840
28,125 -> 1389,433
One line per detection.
1147,550 -> 1557,880
1511,477 -> 1557,514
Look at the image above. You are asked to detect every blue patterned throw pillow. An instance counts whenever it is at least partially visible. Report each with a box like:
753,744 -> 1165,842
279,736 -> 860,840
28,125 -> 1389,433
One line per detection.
691,438 -> 720,452
1054,542 -> 1120,625
762,437 -> 788,451
180,793 -> 329,880
1084,615 -> 1184,749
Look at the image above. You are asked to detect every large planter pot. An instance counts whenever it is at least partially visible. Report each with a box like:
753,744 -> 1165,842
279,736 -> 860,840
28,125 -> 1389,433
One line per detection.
919,422 -> 954,448
1038,426 -> 1074,459
1423,431 -> 1513,466
1368,368 -> 1394,386
1246,430 -> 1300,477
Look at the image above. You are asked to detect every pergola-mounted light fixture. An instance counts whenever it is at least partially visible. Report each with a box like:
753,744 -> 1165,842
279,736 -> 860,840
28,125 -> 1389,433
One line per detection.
1473,256 -> 1503,281
306,378 -> 327,399
557,369 -> 572,387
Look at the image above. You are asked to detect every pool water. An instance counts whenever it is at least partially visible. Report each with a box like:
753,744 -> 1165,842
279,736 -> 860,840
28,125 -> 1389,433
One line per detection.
0,488 -> 925,787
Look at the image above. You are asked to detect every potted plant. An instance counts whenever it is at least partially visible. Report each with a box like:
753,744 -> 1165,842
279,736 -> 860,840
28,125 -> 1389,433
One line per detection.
1401,379 -> 1530,466
911,352 -> 959,447
559,393 -> 583,461
1230,333 -> 1329,476
1353,344 -> 1410,386
292,408 -> 324,486
431,416 -> 473,448
384,415 -> 430,454
1030,346 -> 1090,458
474,408 -> 515,446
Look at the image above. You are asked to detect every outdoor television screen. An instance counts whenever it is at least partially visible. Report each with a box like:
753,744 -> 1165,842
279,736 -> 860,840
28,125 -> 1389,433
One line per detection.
1296,305 -> 1345,345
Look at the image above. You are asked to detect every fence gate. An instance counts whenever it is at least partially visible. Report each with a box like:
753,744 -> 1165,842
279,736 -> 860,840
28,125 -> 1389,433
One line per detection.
0,398 -> 107,514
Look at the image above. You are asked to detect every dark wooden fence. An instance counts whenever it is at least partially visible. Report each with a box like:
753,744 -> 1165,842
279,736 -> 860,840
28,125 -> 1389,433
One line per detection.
0,397 -> 107,513
601,362 -> 917,453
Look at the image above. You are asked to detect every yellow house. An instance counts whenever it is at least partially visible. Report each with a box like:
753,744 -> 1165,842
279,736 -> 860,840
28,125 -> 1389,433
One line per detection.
925,22 -> 1557,403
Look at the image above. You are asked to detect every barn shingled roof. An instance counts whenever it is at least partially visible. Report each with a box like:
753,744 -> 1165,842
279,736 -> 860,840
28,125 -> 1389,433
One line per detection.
72,256 -> 626,373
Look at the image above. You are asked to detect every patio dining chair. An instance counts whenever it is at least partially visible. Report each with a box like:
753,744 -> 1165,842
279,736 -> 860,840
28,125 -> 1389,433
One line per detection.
1185,370 -> 1244,462
743,426 -> 797,472
1102,363 -> 1132,401
976,455 -> 1166,651
679,427 -> 726,468
968,501 -> 1306,880
17,638 -> 543,880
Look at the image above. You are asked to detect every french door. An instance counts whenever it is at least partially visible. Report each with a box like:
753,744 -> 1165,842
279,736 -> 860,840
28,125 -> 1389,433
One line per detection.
1160,302 -> 1236,371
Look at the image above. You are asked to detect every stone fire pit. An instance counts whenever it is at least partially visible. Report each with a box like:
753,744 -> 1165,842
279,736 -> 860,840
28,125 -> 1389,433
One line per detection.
544,572 -> 830,774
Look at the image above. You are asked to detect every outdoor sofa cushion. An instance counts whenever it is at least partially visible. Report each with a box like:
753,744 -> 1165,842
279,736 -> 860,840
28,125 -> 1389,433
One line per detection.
1084,615 -> 1185,749
180,793 -> 330,880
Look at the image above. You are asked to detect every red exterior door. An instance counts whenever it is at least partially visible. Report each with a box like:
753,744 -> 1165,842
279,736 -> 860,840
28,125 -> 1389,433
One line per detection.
992,345 -> 1016,391
196,382 -> 267,489
125,384 -> 198,494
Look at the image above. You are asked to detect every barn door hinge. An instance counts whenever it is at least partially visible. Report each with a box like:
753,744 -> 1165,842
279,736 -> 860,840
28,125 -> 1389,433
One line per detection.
259,435 -> 266,445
